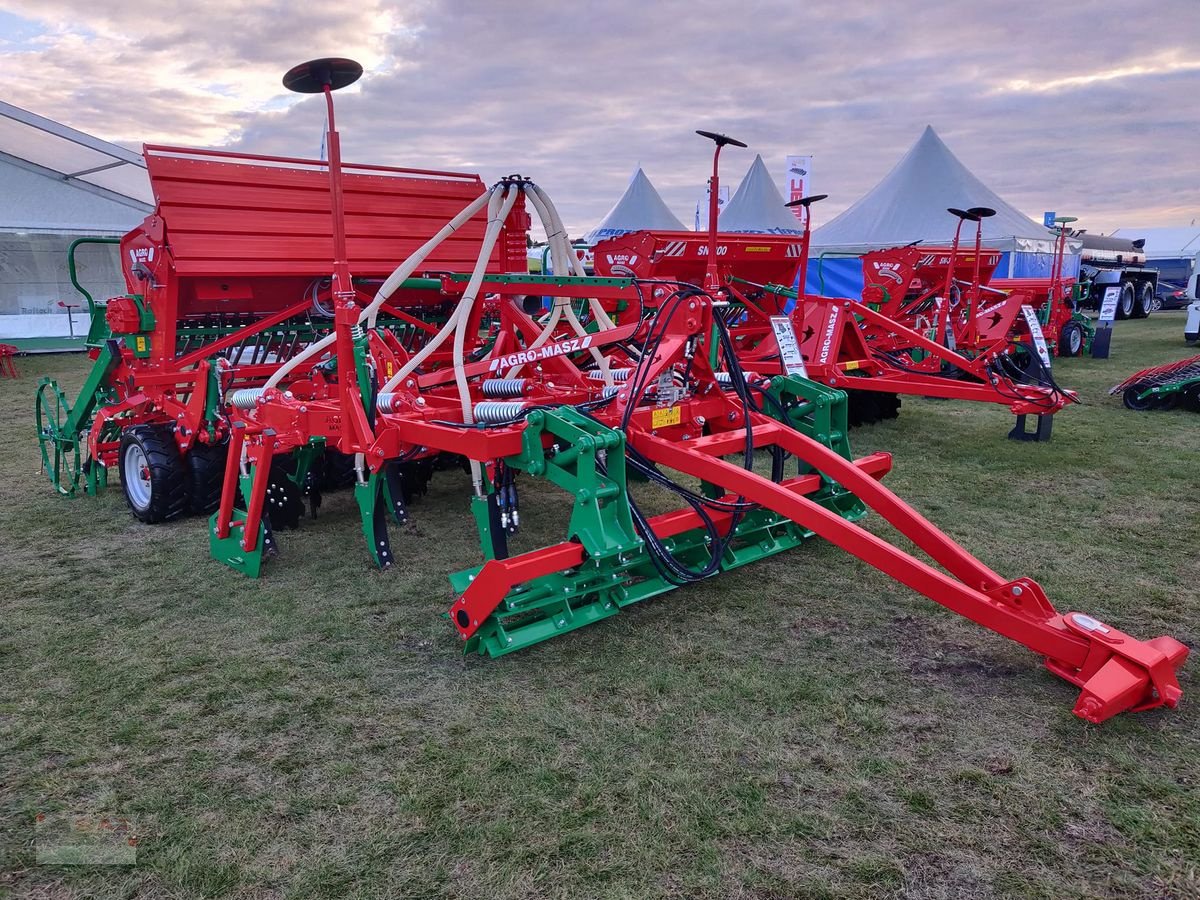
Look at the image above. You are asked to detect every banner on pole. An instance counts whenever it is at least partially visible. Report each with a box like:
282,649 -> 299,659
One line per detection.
695,185 -> 730,230
785,155 -> 813,226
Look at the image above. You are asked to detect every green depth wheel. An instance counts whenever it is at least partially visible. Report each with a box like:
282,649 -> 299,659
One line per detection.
36,378 -> 82,496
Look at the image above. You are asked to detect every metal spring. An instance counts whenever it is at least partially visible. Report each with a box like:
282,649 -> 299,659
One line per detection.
588,368 -> 632,382
482,378 -> 528,398
715,371 -> 732,386
376,392 -> 403,413
229,388 -> 264,409
601,385 -> 620,399
474,401 -> 527,423
350,324 -> 365,340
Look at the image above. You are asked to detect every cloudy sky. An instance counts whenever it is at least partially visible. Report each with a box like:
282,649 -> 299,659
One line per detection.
3,0 -> 1198,236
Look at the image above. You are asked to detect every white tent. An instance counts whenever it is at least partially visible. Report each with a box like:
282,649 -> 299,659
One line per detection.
583,168 -> 686,244
811,126 -> 1065,255
719,154 -> 803,234
0,101 -> 151,319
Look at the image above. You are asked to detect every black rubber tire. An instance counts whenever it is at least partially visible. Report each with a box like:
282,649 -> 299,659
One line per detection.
1122,384 -> 1155,411
1115,282 -> 1136,320
1058,322 -> 1085,357
1182,385 -> 1200,413
187,440 -> 228,515
321,449 -> 358,491
1134,282 -> 1155,319
118,425 -> 190,523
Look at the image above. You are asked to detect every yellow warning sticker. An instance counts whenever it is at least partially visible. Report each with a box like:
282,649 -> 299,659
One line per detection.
844,360 -> 861,371
652,406 -> 682,429
135,336 -> 147,353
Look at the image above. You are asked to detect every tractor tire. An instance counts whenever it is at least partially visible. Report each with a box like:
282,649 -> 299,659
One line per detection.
1134,282 -> 1155,319
187,440 -> 228,515
119,425 -> 190,523
1058,321 -> 1085,357
1115,282 -> 1136,320
1122,384 -> 1155,411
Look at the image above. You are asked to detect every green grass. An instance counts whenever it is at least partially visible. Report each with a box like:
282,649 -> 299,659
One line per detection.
2,313 -> 1198,899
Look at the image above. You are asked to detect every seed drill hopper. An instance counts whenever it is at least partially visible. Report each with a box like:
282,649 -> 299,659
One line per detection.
35,93 -> 525,521
193,65 -> 1187,725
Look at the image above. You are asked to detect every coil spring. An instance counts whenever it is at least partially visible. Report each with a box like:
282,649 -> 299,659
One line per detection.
482,378 -> 527,398
601,385 -> 620,399
229,388 -> 264,409
715,371 -> 732,386
376,392 -> 403,413
588,368 -> 632,382
474,401 -> 527,423
350,324 -> 365,340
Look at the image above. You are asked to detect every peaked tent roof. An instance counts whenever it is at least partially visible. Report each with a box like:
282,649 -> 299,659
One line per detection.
719,154 -> 804,234
583,167 -> 687,244
811,126 -> 1064,255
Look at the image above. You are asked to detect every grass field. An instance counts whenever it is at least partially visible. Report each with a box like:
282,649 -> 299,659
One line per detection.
2,314 -> 1198,899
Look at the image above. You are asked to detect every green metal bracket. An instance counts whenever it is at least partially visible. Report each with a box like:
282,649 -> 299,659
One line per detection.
208,466 -> 267,578
511,407 -> 640,559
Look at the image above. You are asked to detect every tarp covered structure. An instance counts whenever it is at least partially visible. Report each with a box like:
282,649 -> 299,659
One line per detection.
807,126 -> 1079,296
1111,226 -> 1200,287
583,168 -> 687,244
1110,226 -> 1200,260
719,155 -> 804,234
0,100 -> 151,317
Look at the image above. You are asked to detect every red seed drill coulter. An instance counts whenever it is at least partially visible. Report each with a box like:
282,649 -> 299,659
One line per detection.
42,61 -> 1187,723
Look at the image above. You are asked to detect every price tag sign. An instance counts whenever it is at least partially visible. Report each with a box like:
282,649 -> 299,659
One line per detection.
770,316 -> 808,377
1020,305 -> 1052,369
1099,286 -> 1120,323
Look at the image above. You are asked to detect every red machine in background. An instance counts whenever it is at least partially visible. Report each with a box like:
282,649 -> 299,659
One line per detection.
594,191 -> 1076,438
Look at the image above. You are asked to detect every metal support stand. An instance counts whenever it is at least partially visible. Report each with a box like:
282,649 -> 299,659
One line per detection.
1008,413 -> 1053,442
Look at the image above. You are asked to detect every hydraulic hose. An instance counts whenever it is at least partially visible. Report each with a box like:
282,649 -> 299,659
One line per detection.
520,187 -> 614,385
262,187 -> 495,391
361,187 -> 494,328
380,187 -> 514,395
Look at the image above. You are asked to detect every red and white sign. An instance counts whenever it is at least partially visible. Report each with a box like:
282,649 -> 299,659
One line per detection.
785,155 -> 813,226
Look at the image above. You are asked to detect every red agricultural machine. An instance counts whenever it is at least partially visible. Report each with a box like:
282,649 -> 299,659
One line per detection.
595,193 -> 1078,440
37,60 -> 1186,725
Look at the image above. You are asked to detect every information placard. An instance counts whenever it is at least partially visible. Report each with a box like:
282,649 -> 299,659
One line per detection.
1099,286 -> 1121,323
1020,305 -> 1052,369
770,316 -> 808,377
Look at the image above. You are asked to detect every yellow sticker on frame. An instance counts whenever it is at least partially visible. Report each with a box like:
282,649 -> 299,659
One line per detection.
651,406 -> 682,429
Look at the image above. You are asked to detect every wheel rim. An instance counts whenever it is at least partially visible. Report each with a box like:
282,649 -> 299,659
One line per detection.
1067,327 -> 1082,355
1120,288 -> 1135,316
124,443 -> 153,511
1123,384 -> 1155,411
35,379 -> 81,495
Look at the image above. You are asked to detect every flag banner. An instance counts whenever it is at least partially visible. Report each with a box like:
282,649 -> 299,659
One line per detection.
785,155 -> 813,226
695,185 -> 730,230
